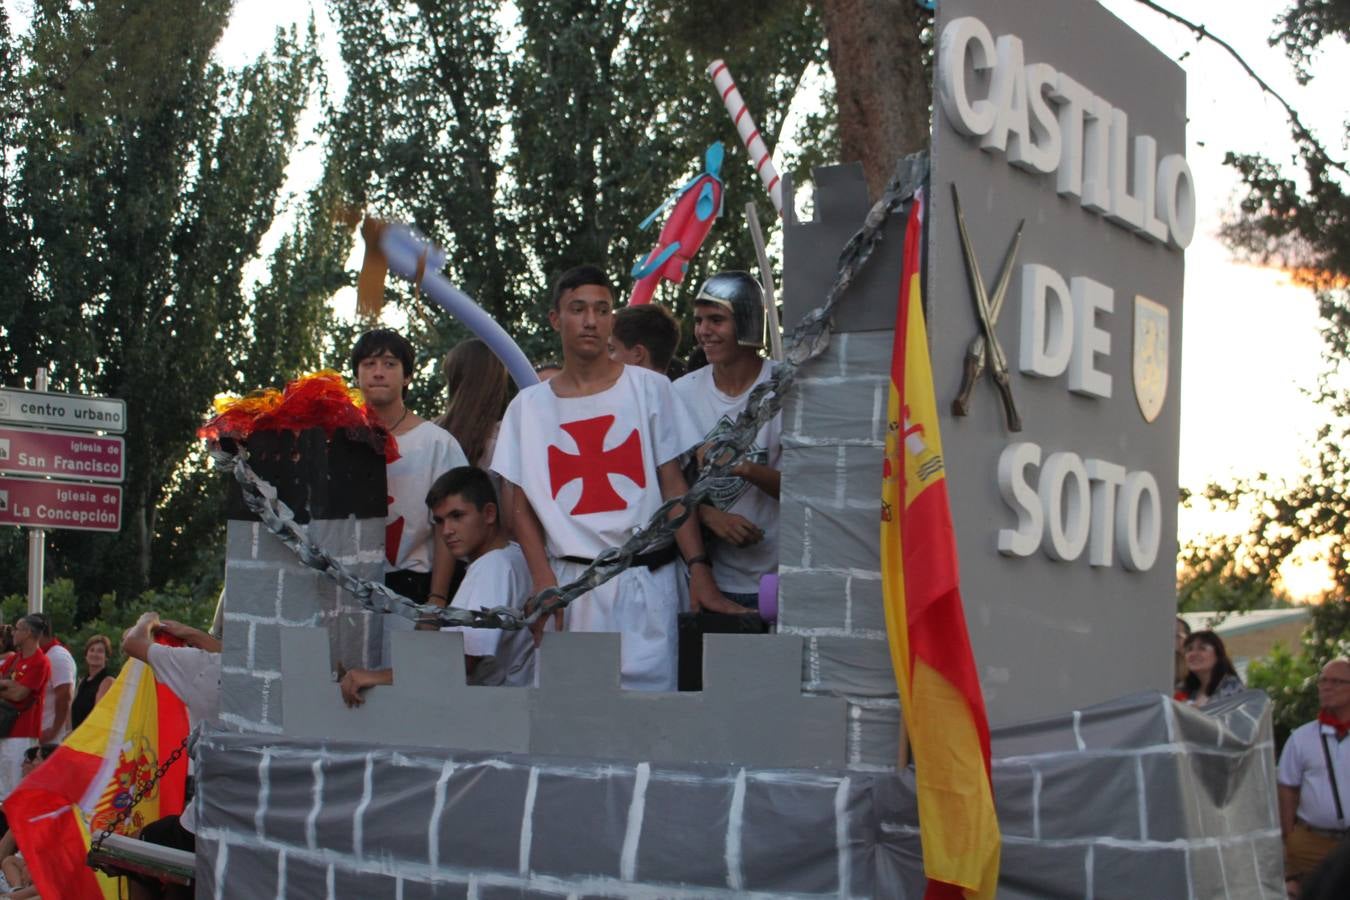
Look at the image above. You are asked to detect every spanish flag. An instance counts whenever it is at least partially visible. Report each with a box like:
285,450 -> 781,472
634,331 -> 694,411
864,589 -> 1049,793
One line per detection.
880,192 -> 1000,899
5,640 -> 189,899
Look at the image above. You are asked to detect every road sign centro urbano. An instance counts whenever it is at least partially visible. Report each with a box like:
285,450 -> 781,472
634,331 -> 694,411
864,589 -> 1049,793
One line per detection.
0,386 -> 127,434
0,426 -> 124,483
0,476 -> 122,533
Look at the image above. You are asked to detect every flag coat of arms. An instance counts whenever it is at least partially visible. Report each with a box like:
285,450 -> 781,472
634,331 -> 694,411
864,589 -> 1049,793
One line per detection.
5,645 -> 190,899
881,191 -> 1001,899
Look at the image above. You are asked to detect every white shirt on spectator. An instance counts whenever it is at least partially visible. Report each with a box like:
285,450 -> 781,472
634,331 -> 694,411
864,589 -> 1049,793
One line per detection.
1278,719 -> 1350,830
146,644 -> 221,834
442,543 -> 535,687
41,643 -> 77,736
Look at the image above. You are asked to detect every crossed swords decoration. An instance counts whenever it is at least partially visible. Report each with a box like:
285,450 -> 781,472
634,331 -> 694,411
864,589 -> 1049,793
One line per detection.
950,183 -> 1025,433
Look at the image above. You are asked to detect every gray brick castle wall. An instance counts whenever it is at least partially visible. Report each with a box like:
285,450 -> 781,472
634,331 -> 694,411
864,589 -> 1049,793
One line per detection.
220,517 -> 386,733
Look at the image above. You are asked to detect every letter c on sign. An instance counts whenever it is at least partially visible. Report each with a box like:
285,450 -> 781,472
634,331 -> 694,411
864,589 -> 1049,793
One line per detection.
938,17 -> 997,138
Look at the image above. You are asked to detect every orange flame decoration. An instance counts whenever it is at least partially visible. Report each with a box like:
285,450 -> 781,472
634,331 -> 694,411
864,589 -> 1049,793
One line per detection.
199,369 -> 393,459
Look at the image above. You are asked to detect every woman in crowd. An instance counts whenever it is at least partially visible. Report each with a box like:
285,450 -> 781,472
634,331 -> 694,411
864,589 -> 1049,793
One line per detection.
1176,629 -> 1244,707
435,338 -> 509,468
70,634 -> 115,730
1174,616 -> 1191,692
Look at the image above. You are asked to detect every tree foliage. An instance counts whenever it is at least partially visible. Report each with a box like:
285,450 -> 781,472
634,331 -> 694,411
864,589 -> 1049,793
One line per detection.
0,2 -> 325,610
322,0 -> 829,416
1181,1 -> 1350,607
1247,600 -> 1350,749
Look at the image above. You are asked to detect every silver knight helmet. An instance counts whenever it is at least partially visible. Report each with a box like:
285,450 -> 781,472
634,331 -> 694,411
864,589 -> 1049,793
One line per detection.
694,271 -> 765,349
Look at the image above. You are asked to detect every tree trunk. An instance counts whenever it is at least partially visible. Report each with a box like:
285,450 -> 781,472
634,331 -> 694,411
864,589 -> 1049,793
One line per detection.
821,0 -> 931,200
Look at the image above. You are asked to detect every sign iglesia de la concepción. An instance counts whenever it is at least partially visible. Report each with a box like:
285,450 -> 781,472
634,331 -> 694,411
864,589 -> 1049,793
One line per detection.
929,0 -> 1190,724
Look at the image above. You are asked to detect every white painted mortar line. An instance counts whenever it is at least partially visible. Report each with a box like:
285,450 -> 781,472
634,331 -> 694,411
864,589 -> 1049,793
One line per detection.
725,768 -> 747,891
835,776 -> 852,897
428,758 -> 455,869
620,762 -> 650,881
519,766 -> 539,876
305,754 -> 324,850
353,753 -> 374,859
255,747 -> 272,837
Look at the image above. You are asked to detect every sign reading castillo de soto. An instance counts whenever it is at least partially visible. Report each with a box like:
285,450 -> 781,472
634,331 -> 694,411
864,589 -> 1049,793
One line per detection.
930,0 -> 1188,721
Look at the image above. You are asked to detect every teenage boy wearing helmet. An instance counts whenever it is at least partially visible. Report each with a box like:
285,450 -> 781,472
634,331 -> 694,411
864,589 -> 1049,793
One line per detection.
673,272 -> 781,608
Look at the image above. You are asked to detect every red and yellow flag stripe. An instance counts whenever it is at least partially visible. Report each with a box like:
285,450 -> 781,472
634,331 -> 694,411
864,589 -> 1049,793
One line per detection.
881,191 -> 1001,899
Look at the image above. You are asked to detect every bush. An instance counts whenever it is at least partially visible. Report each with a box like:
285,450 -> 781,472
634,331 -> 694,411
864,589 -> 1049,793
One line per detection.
1247,599 -> 1350,752
2,578 -> 220,677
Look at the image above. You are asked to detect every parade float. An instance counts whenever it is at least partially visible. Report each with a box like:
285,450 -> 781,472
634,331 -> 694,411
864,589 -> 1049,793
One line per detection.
119,1 -> 1282,896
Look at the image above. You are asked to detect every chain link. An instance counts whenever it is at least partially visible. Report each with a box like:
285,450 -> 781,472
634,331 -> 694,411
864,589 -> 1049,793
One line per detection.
211,152 -> 930,632
89,731 -> 193,854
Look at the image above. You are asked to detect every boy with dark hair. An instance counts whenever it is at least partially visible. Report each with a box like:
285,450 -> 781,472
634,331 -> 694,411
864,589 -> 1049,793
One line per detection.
550,264 -> 612,309
609,303 -> 682,374
491,265 -> 748,692
673,271 -> 782,608
339,466 -> 536,700
351,328 -> 468,608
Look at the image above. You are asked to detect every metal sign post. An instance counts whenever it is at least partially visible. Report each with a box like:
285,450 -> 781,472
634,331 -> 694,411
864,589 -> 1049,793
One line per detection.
27,368 -> 46,614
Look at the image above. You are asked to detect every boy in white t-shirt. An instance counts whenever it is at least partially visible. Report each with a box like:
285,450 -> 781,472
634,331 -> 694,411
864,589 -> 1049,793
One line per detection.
351,329 -> 468,610
672,272 -> 781,608
340,467 -> 536,700
491,265 -> 749,692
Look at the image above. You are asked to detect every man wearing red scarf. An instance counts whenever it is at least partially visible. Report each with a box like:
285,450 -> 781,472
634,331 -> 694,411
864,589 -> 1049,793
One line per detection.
1278,657 -> 1350,889
0,616 -> 51,797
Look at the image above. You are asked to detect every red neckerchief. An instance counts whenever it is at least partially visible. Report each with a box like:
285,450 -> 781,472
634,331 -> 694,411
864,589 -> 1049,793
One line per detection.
39,637 -> 65,654
1319,710 -> 1350,740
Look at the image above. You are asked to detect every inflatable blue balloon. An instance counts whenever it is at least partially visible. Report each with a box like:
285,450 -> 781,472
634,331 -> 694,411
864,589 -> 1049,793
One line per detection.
376,223 -> 539,390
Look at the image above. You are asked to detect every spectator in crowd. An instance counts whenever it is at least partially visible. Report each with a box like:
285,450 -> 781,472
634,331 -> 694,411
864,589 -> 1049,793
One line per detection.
1278,658 -> 1350,893
1175,630 -> 1244,707
122,613 -> 221,900
491,264 -> 746,691
609,303 -> 682,375
71,634 -> 116,731
673,272 -> 781,609
0,617 -> 50,799
435,338 -> 510,468
29,615 -> 74,745
352,329 -> 469,610
340,467 -> 537,703
1174,615 -> 1191,691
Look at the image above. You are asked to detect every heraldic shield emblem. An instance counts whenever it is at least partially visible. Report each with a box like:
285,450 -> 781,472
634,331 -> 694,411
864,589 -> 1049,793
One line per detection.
1133,296 -> 1169,423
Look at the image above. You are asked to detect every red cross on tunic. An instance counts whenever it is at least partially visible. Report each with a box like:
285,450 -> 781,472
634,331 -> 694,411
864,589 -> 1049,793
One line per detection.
548,415 -> 646,515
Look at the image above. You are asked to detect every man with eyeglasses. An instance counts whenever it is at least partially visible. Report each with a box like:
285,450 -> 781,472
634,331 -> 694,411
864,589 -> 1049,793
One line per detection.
1278,658 -> 1350,890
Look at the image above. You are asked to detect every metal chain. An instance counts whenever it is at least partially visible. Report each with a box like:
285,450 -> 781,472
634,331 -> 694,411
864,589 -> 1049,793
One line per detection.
89,731 -> 193,854
211,152 -> 930,632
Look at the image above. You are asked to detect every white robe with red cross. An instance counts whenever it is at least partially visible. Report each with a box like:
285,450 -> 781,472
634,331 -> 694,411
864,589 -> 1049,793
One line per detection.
491,365 -> 700,690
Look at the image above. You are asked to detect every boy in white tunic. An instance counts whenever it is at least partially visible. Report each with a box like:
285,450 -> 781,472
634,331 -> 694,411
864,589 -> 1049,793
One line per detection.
351,329 -> 468,609
673,272 -> 781,608
492,265 -> 748,691
339,467 -> 536,700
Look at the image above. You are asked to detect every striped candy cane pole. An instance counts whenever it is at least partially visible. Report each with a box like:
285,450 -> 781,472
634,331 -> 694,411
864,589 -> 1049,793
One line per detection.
707,59 -> 783,216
